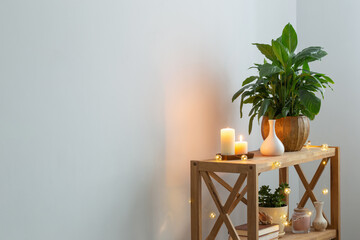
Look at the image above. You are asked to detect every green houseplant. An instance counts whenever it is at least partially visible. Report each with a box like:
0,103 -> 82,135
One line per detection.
259,183 -> 289,208
258,183 -> 290,236
232,23 -> 334,151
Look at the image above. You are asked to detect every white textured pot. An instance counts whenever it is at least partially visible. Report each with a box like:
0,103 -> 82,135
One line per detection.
259,205 -> 288,237
313,201 -> 327,231
260,119 -> 284,156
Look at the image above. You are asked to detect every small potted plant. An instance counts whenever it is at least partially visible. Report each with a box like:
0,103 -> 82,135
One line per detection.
258,183 -> 289,237
232,23 -> 334,151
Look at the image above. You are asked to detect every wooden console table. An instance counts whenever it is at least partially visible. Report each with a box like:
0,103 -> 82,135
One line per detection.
190,146 -> 340,240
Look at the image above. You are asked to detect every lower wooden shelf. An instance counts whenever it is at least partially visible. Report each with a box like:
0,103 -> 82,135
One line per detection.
282,228 -> 336,240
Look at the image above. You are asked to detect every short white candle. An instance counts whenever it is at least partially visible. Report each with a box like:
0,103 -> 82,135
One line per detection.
235,135 -> 248,155
221,128 -> 235,155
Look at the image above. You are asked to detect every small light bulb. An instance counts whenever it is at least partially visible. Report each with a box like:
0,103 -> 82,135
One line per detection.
322,160 -> 327,165
321,144 -> 328,151
308,211 -> 312,216
322,188 -> 329,195
188,199 -> 192,204
273,161 -> 281,168
215,154 -> 222,161
284,188 -> 291,195
284,221 -> 289,226
281,214 -> 287,219
209,212 -> 216,219
241,155 -> 248,161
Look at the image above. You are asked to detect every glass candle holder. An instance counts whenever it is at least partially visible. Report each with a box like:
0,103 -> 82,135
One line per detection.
292,207 -> 311,234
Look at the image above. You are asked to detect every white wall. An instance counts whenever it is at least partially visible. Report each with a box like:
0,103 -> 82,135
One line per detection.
0,1 -> 297,239
297,1 -> 358,238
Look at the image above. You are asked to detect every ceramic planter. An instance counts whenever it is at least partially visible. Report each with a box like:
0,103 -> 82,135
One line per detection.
259,205 -> 288,237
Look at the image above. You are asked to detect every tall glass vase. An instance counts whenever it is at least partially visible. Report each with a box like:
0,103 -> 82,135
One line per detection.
260,119 -> 284,156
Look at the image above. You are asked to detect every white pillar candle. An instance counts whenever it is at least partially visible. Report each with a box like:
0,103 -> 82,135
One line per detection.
221,128 -> 235,155
235,135 -> 248,155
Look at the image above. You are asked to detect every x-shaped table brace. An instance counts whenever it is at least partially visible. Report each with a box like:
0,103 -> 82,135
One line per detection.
199,171 -> 261,240
294,158 -> 331,226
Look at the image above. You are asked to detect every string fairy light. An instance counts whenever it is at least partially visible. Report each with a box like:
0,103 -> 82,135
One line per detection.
241,155 -> 248,161
322,160 -> 327,165
321,144 -> 328,151
209,212 -> 216,219
284,188 -> 291,195
273,161 -> 281,168
215,154 -> 222,161
322,188 -> 329,195
308,211 -> 312,216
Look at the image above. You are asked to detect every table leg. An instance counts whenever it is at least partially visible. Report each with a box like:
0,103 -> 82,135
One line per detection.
191,161 -> 202,240
247,165 -> 259,240
330,147 -> 340,240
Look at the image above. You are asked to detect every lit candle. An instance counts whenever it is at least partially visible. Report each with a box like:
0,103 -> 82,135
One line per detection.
235,135 -> 248,155
221,128 -> 235,155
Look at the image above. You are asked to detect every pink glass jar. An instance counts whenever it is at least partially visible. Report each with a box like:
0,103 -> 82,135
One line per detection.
292,207 -> 311,234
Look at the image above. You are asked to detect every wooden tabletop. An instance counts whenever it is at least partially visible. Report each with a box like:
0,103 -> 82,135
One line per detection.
193,146 -> 336,173
282,228 -> 336,240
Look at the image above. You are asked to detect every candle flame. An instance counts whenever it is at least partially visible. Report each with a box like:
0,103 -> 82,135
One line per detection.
239,135 -> 243,142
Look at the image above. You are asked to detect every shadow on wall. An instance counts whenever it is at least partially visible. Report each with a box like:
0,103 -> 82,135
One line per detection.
158,58 -> 232,239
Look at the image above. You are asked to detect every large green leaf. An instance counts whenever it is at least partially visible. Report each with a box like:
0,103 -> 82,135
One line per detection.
323,75 -> 335,84
248,114 -> 256,134
272,40 -> 289,67
240,91 -> 253,117
242,76 -> 258,86
243,96 -> 257,104
299,89 -> 321,114
302,61 -> 310,73
253,43 -> 278,62
302,108 -> 315,120
259,63 -> 282,77
232,84 -> 253,102
259,99 -> 271,117
249,101 -> 261,116
294,47 -> 327,69
281,23 -> 298,53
